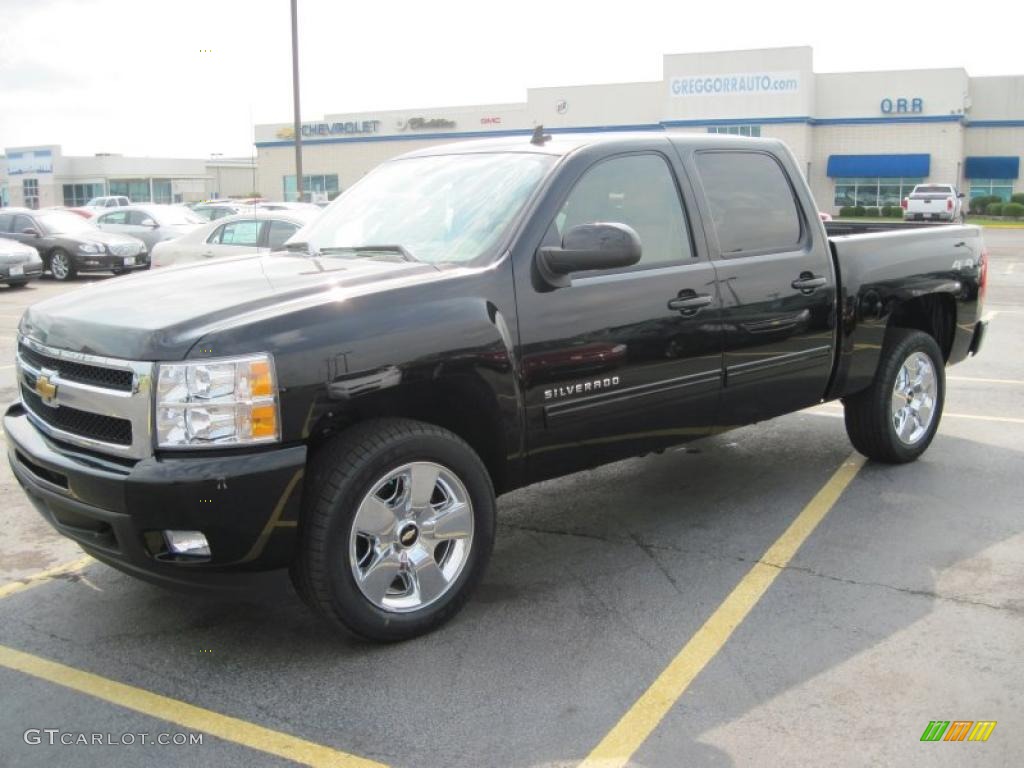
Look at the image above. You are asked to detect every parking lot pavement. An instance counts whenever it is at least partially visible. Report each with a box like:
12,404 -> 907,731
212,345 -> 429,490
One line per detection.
1,230 -> 1022,768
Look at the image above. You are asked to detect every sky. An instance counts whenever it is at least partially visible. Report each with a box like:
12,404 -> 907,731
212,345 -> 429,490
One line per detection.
0,0 -> 1019,159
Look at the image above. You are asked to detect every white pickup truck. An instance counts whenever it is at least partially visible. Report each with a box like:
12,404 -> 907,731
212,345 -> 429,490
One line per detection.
902,184 -> 965,222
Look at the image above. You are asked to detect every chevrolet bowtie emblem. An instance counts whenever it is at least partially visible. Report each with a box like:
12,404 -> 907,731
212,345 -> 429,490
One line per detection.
35,373 -> 58,406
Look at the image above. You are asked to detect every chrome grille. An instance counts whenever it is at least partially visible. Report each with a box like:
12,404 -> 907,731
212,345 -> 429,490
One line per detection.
109,243 -> 141,257
16,336 -> 154,460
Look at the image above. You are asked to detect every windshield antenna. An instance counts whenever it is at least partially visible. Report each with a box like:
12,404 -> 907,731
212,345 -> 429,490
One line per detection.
530,125 -> 551,146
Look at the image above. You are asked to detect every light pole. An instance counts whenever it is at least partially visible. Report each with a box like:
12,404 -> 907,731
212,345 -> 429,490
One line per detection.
290,0 -> 303,202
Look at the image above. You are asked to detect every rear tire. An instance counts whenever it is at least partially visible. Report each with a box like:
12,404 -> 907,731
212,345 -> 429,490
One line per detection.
291,418 -> 496,642
843,328 -> 945,463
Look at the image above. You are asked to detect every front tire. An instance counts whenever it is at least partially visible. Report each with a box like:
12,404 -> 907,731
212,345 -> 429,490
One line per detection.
291,418 -> 496,642
48,249 -> 76,281
843,328 -> 945,463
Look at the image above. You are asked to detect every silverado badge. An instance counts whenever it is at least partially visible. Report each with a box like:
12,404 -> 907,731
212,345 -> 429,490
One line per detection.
35,372 -> 58,407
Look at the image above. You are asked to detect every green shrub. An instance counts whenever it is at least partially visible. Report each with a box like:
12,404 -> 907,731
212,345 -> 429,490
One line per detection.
970,196 -> 995,214
838,206 -> 856,217
852,205 -> 866,217
890,205 -> 905,217
1002,202 -> 1024,218
1010,193 -> 1024,206
986,202 -> 1004,216
865,207 -> 880,217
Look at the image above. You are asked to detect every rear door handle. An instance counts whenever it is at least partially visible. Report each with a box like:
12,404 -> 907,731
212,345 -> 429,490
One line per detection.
667,293 -> 713,313
791,274 -> 827,292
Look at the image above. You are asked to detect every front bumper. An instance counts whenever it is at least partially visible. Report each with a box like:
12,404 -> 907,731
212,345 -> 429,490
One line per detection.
73,251 -> 150,273
4,403 -> 306,585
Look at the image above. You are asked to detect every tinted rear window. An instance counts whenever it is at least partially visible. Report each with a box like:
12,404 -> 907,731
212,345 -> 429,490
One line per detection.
914,185 -> 953,194
695,151 -> 802,254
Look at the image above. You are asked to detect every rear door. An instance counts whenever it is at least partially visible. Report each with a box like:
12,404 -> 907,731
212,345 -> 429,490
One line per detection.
688,147 -> 836,426
207,218 -> 263,259
515,142 -> 723,480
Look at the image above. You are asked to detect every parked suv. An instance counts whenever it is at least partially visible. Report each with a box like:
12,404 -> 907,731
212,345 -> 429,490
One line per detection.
0,208 -> 148,280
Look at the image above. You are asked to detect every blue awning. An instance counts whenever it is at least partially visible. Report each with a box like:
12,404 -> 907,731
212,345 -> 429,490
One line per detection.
964,156 -> 1019,179
826,154 -> 931,178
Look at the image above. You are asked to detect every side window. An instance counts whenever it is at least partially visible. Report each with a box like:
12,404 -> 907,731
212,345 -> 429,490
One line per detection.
553,154 -> 692,267
0,214 -> 13,233
127,210 -> 155,226
12,214 -> 34,232
215,220 -> 261,246
695,151 -> 803,255
100,211 -> 127,225
266,220 -> 299,250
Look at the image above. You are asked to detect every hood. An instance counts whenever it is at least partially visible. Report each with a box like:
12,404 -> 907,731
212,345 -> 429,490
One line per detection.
20,252 -> 439,360
60,229 -> 145,247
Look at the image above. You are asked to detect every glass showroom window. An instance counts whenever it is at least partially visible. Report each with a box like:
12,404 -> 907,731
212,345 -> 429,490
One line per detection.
707,125 -> 761,137
152,179 -> 173,204
283,174 -> 340,202
968,179 -> 1015,202
109,179 -> 152,202
23,178 -> 39,209
62,183 -> 105,207
833,177 -> 923,207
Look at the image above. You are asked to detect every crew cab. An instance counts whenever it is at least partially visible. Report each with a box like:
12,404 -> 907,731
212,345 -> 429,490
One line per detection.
5,133 -> 988,641
903,183 -> 966,222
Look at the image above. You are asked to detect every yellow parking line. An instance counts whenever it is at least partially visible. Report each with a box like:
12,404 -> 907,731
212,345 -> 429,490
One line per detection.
948,375 -> 1024,386
0,644 -> 388,768
818,402 -> 1024,425
0,556 -> 94,600
579,452 -> 866,768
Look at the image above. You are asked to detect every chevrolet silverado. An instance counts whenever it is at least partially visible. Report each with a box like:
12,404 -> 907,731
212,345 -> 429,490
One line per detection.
6,133 -> 988,641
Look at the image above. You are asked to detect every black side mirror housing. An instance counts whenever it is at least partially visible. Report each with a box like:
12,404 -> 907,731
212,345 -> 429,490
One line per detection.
537,222 -> 642,288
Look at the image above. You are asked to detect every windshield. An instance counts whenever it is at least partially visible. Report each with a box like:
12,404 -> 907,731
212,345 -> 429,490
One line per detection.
37,211 -> 97,234
293,152 -> 556,264
85,197 -> 107,206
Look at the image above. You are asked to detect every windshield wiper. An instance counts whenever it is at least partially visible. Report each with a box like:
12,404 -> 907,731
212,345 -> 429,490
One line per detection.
317,245 -> 418,262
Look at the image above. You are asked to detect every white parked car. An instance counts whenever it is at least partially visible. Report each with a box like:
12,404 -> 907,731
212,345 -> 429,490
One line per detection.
191,201 -> 257,221
94,204 -> 205,252
150,209 -> 319,268
80,196 -> 131,216
902,184 -> 966,223
0,237 -> 44,287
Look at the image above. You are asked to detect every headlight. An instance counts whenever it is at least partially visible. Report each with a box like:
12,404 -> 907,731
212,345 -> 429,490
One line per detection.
78,242 -> 104,254
156,353 -> 280,448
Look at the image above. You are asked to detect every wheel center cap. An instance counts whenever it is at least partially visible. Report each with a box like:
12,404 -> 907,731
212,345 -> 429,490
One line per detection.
397,523 -> 419,548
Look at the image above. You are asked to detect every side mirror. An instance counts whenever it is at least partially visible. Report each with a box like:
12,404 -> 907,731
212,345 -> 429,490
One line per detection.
537,222 -> 642,288
957,192 -> 966,198
22,228 -> 40,237
142,219 -> 158,228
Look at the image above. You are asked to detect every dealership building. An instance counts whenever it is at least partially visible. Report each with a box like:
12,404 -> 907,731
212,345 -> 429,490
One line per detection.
0,146 -> 256,209
254,46 -> 1023,212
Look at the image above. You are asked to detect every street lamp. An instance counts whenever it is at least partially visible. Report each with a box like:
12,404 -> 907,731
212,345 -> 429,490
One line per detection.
291,0 -> 303,202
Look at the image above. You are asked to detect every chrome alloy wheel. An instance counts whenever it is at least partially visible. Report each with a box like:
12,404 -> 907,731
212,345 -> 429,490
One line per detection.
349,461 -> 474,613
50,251 -> 71,280
891,351 -> 938,445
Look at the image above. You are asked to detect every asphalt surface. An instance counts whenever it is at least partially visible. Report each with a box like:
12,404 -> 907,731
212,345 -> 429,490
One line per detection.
0,229 -> 1021,767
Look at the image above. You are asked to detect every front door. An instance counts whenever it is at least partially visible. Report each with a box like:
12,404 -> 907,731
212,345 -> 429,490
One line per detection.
688,148 -> 837,427
516,146 -> 723,481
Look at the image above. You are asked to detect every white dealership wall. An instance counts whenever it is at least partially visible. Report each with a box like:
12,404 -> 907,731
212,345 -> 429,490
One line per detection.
254,46 -> 1024,211
0,146 -> 256,209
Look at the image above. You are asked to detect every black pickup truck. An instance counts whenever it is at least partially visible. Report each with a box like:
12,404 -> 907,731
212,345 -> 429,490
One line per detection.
6,133 -> 988,641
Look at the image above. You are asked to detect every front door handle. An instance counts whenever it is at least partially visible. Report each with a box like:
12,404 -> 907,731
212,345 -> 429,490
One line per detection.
668,293 -> 713,313
791,273 -> 827,292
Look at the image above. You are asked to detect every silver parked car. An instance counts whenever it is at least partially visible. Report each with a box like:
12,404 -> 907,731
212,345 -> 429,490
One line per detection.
150,209 -> 319,268
191,201 -> 257,221
0,237 -> 44,287
94,204 -> 205,252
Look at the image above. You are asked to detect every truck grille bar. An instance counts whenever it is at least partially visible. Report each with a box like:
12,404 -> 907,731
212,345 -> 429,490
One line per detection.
15,336 -> 155,460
